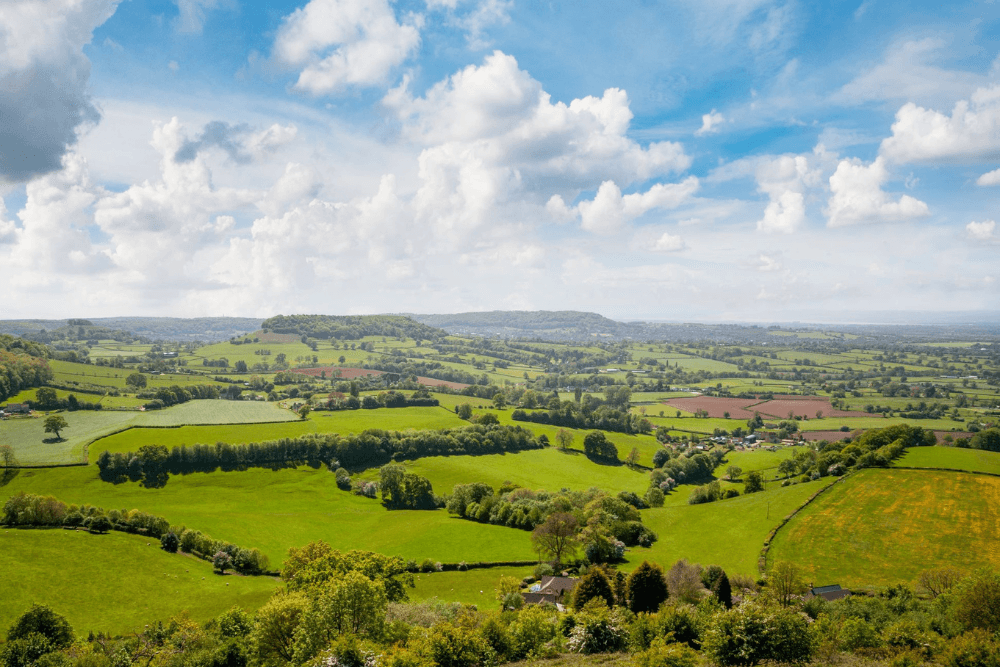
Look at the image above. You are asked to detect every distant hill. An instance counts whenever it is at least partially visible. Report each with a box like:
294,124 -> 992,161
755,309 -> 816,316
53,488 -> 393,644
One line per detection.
408,310 -> 623,338
261,314 -> 445,341
0,317 -> 263,343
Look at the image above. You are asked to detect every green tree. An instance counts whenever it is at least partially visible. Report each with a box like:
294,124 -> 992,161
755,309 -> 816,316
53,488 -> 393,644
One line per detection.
160,531 -> 179,553
457,403 -> 473,420
702,600 -> 812,665
572,568 -> 615,610
953,569 -> 1000,632
42,415 -> 67,440
495,576 -> 525,611
89,516 -> 111,533
769,561 -> 804,606
214,550 -> 234,573
555,428 -> 573,450
712,572 -> 733,609
530,512 -> 579,564
125,373 -> 147,390
744,470 -> 764,493
583,431 -> 618,461
6,604 -> 74,649
726,465 -> 743,481
34,387 -> 57,409
292,571 -> 388,663
297,405 -> 311,420
0,445 -> 18,469
626,561 -> 668,613
492,394 -> 507,409
252,592 -> 310,666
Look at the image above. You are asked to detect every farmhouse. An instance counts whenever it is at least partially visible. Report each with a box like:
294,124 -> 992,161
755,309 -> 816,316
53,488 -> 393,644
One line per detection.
1,403 -> 30,415
810,584 -> 851,601
523,575 -> 578,608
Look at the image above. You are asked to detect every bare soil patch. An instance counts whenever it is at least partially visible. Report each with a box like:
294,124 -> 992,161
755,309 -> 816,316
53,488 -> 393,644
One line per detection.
662,396 -> 762,420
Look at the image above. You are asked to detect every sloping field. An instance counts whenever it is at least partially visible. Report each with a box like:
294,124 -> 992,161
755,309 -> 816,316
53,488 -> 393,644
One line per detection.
0,528 -> 276,636
893,446 -> 1000,475
753,398 -> 868,420
626,478 -> 835,577
296,367 -> 469,389
0,466 -> 536,566
663,395 -> 869,420
356,448 -> 652,496
767,469 -> 1000,589
2,401 -> 299,465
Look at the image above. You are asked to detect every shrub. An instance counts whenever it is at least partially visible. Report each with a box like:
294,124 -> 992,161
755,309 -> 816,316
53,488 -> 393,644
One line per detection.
627,561 -> 669,614
160,531 -> 180,553
702,600 -> 812,665
572,569 -> 615,611
633,638 -> 699,667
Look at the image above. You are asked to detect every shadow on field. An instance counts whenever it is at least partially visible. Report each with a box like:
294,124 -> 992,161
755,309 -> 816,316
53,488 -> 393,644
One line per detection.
42,437 -> 65,444
0,468 -> 20,487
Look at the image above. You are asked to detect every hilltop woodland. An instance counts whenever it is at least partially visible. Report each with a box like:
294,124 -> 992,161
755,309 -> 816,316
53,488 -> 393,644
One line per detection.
2,313 -> 1000,665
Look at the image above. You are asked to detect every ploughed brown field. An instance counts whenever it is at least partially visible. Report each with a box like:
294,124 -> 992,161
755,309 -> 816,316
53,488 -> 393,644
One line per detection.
294,366 -> 470,389
663,394 -> 869,420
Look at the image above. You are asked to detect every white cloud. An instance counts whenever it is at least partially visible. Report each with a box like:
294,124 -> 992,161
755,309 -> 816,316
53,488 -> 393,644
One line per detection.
696,109 -> 725,135
545,195 -> 575,223
752,152 -> 824,233
755,253 -> 781,271
880,86 -> 1000,163
0,198 -> 17,244
967,220 -> 996,241
836,38 -> 987,107
386,51 -> 692,236
577,179 -> 699,234
273,0 -> 421,94
0,0 -> 120,182
826,157 -> 929,227
653,232 -> 685,252
977,168 -> 1000,186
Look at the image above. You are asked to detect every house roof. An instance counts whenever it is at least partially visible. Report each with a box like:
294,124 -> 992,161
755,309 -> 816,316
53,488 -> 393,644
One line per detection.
522,592 -> 559,605
538,576 -> 578,595
811,584 -> 851,601
811,584 -> 842,594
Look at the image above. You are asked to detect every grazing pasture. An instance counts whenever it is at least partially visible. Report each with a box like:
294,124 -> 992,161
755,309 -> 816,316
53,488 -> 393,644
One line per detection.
627,478 -> 835,577
0,466 -> 537,566
410,566 -> 531,610
0,528 -> 277,636
893,446 -> 1000,475
767,469 -> 1000,589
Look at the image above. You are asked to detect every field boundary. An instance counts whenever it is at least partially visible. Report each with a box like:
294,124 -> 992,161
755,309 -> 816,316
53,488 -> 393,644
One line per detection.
757,474 -> 853,575
891,465 -> 1000,479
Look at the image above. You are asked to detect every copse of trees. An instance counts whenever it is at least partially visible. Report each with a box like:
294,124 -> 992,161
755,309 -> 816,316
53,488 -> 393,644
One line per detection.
0,345 -> 53,402
446,483 -> 657,556
260,314 -> 445,342
136,384 -> 220,409
1,492 -> 269,574
317,389 -> 440,411
97,424 -> 544,486
511,402 -> 652,436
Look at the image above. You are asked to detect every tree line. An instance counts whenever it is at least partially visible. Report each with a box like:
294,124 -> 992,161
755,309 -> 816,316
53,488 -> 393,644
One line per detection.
1,492 -> 269,574
96,424 -> 544,487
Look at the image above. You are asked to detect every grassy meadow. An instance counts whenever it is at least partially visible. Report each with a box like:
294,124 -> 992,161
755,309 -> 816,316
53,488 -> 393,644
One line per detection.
893,446 -> 1000,474
0,527 -> 277,636
767,469 -> 1000,589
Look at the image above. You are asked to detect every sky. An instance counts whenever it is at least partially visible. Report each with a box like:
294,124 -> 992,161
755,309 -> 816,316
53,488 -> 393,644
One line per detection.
0,0 -> 998,322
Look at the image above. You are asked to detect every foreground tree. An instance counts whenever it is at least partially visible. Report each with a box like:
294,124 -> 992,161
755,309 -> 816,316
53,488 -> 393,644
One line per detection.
42,415 -> 68,440
531,512 -> 579,564
953,569 -> 1000,632
572,568 -> 615,610
769,561 -> 804,606
626,561 -> 668,613
7,604 -> 74,649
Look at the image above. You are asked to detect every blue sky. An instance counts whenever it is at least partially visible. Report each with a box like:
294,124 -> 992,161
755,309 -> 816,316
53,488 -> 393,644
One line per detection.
1,0 -> 998,321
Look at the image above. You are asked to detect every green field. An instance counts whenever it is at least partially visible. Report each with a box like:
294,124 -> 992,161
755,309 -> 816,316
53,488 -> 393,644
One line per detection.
894,446 -> 1000,475
617,479 -> 833,577
355,448 -> 652,495
0,467 -> 536,566
2,401 -> 300,464
410,566 -> 532,610
0,528 -> 277,636
767,469 -> 1000,589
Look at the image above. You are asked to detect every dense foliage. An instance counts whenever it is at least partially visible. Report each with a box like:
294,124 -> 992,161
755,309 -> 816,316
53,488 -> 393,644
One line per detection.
97,424 -> 544,486
261,315 -> 445,342
0,335 -> 53,402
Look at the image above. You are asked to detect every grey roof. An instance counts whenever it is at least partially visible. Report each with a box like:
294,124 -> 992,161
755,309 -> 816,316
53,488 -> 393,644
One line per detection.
539,576 -> 578,595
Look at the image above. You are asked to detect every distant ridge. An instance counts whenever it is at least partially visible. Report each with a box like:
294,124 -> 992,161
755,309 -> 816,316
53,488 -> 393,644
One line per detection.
0,317 -> 263,342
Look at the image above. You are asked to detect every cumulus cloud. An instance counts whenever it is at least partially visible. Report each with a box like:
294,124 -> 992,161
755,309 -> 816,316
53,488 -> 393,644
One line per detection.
696,109 -> 724,135
577,179 -> 699,234
0,0 -> 120,182
826,157 -> 929,227
386,51 -> 691,235
977,169 -> 1000,186
753,153 -> 823,233
967,220 -> 997,241
273,0 -> 421,94
880,86 -> 1000,163
0,198 -> 17,243
755,253 -> 781,271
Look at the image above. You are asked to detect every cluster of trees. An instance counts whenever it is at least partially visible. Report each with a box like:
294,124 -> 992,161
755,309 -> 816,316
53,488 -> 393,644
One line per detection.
0,345 -> 53,403
446,483 -> 657,558
378,464 -> 437,509
512,403 -> 652,436
16,550 -> 1000,667
359,359 -> 487,386
1,492 -> 269,574
317,390 -> 439,411
26,387 -> 102,412
652,448 -> 723,486
97,424 -> 544,486
261,314 -> 444,342
136,384 -> 220,409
